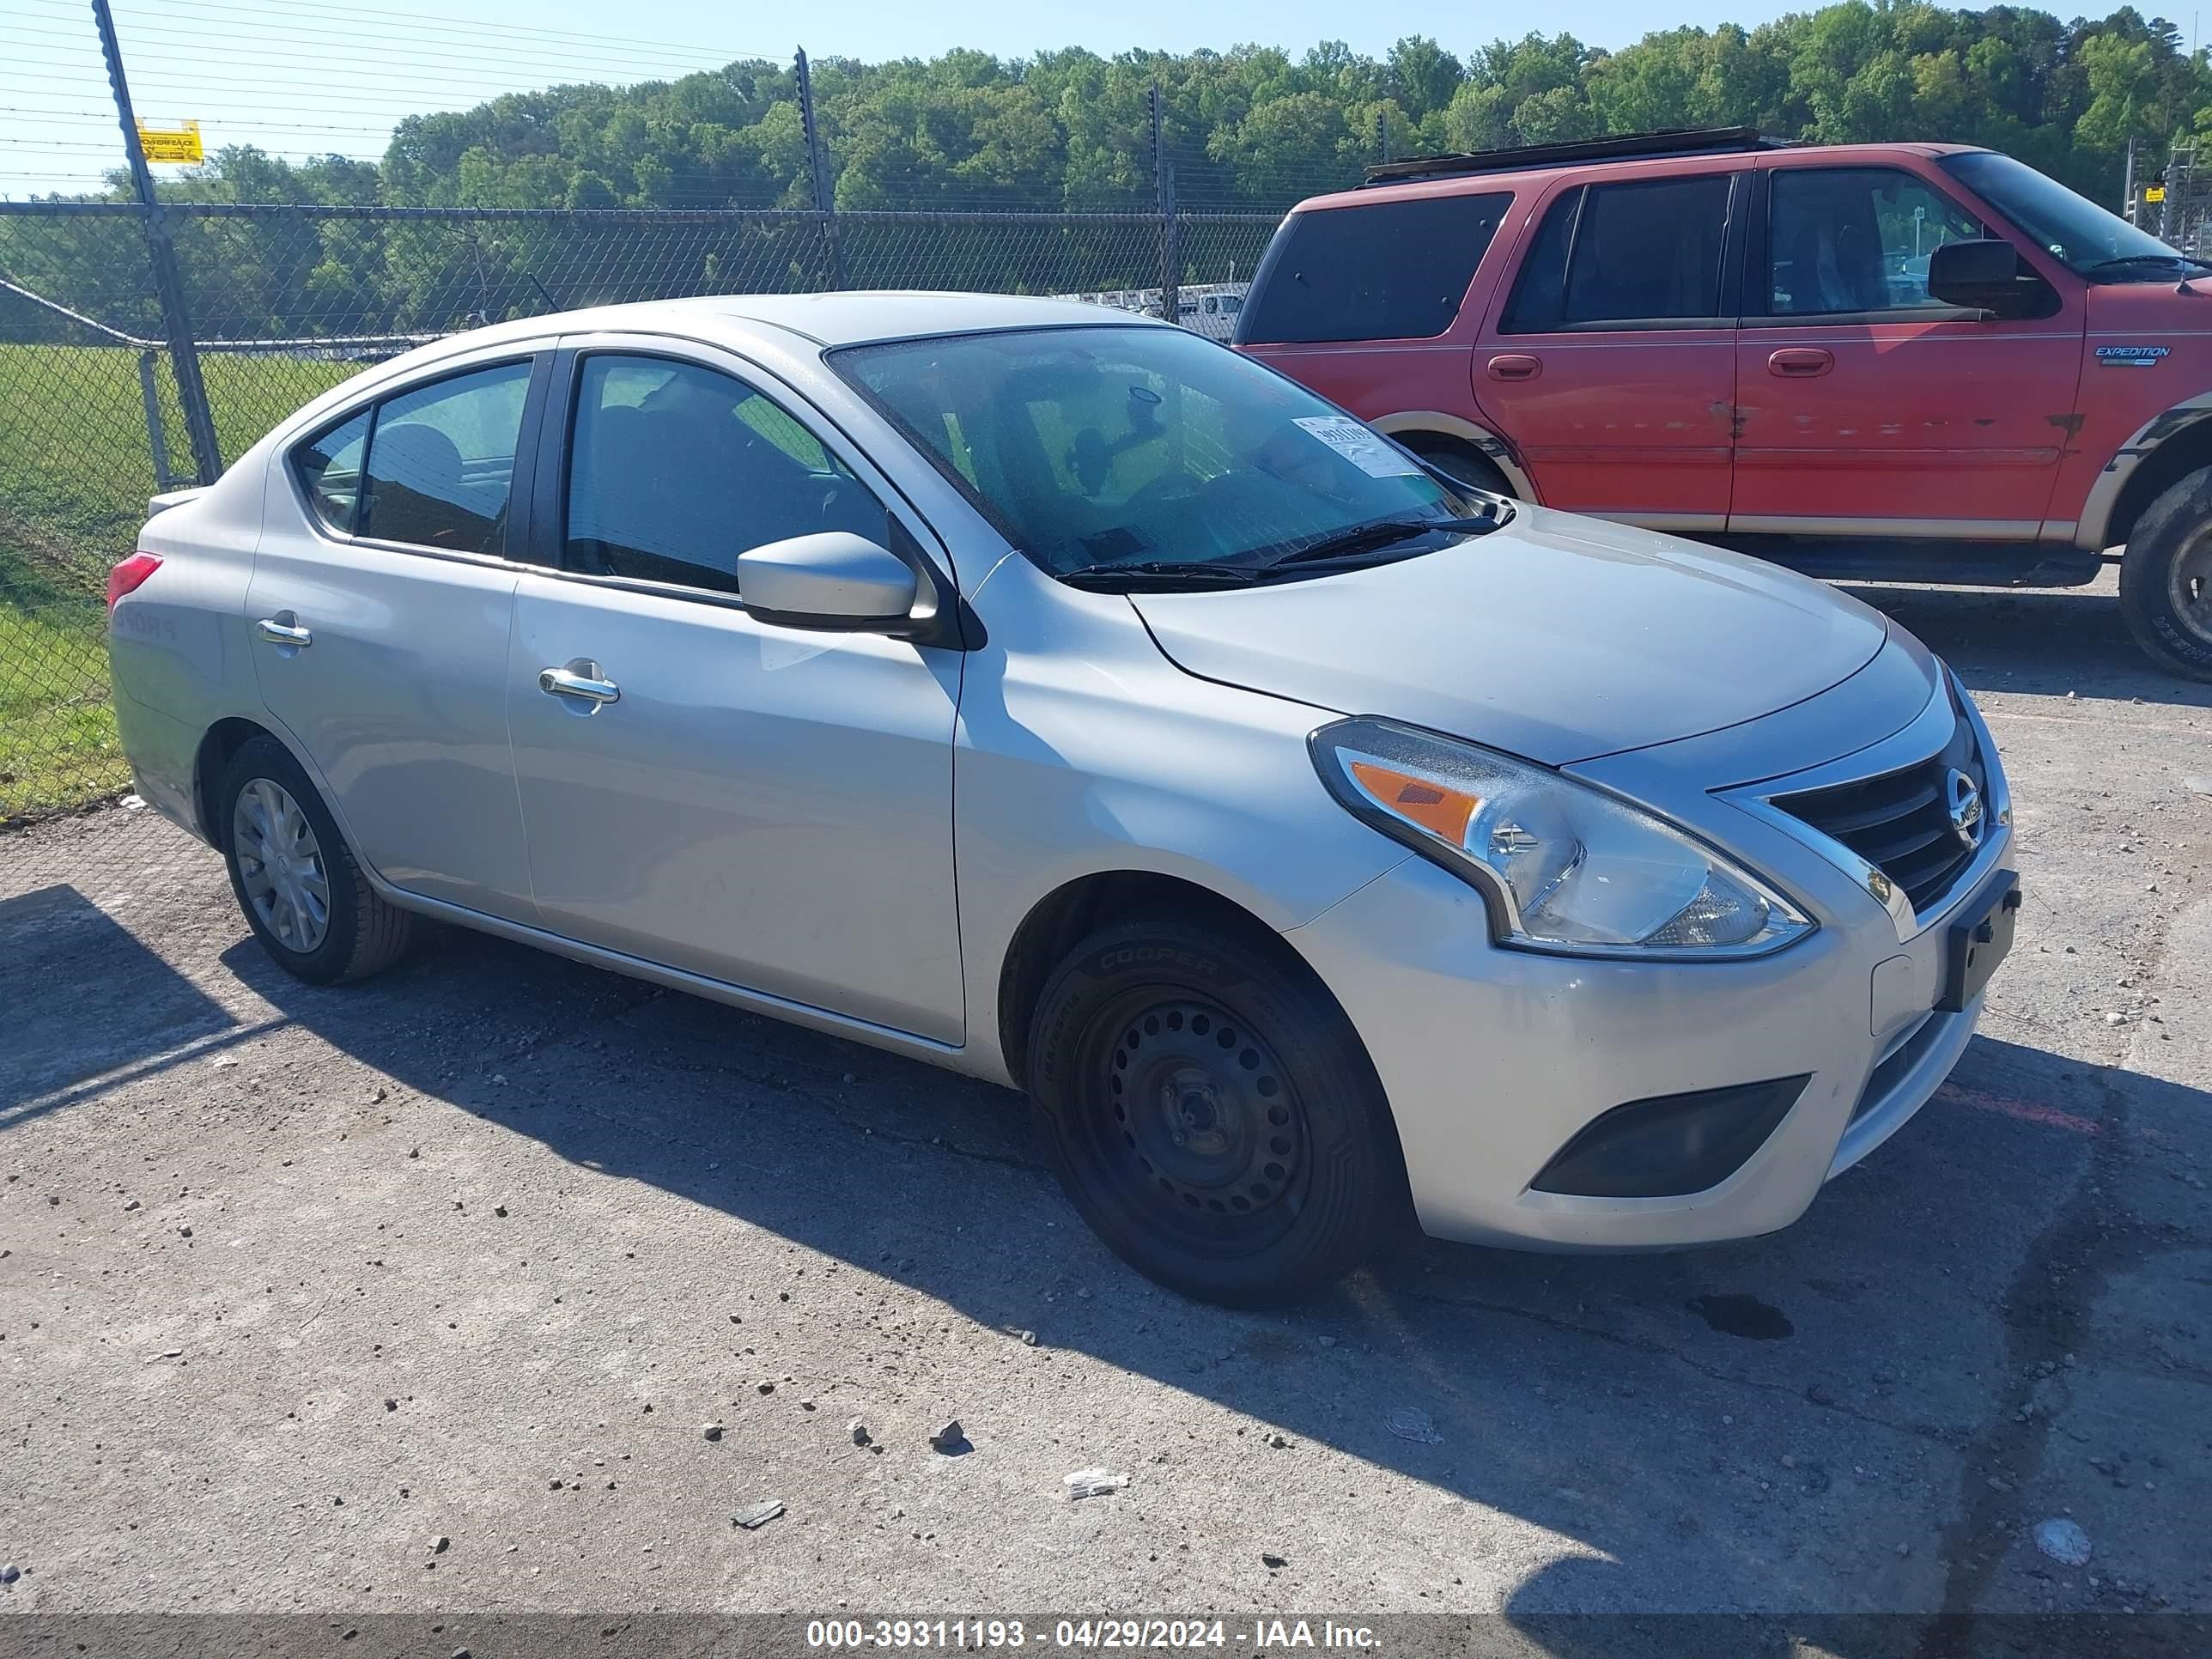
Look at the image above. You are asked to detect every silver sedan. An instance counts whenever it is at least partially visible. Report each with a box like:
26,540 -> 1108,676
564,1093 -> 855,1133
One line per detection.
106,294 -> 2017,1306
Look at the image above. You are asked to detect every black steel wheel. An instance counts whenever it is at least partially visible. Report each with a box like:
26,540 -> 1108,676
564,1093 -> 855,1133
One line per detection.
1027,914 -> 1397,1306
2120,465 -> 2212,680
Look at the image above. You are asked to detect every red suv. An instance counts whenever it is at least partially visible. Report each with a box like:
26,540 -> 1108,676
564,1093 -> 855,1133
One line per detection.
1234,126 -> 2212,678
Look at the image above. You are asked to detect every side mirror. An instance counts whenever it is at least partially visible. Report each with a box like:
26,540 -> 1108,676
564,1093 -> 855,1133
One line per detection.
1927,239 -> 2030,313
735,532 -> 918,629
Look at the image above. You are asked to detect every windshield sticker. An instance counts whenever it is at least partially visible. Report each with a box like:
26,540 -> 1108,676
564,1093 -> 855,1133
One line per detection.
1292,416 -> 1424,477
2095,344 -> 2170,368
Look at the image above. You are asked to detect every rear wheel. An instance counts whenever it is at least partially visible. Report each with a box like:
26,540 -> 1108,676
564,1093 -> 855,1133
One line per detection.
2118,466 -> 2212,680
1402,436 -> 1514,500
1026,915 -> 1397,1307
218,735 -> 417,984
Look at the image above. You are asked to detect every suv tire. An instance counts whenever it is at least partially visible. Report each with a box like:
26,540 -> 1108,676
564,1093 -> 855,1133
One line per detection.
2119,466 -> 2212,680
218,735 -> 418,984
1026,913 -> 1398,1307
1403,436 -> 1514,500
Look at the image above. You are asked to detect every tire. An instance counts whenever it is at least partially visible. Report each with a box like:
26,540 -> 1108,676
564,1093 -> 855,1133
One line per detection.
217,734 -> 417,984
1025,914 -> 1398,1307
1404,437 -> 1514,500
2118,466 -> 2212,680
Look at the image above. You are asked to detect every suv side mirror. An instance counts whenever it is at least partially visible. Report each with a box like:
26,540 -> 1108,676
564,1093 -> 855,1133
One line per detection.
735,532 -> 918,629
1927,239 -> 2035,313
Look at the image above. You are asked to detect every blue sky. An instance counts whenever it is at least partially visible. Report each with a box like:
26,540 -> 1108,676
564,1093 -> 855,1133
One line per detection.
4,0 -> 1803,198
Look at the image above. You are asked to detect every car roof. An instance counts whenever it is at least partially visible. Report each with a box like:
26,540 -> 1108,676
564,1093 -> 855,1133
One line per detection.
1290,141 -> 1987,214
449,290 -> 1167,352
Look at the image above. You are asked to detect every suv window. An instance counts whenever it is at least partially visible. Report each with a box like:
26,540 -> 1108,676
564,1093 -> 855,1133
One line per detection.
1238,192 -> 1511,344
1502,174 -> 1734,331
1767,167 -> 1984,314
357,362 -> 532,554
564,355 -> 890,596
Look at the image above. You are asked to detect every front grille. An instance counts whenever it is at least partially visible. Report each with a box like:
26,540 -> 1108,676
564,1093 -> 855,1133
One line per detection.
1773,700 -> 1986,917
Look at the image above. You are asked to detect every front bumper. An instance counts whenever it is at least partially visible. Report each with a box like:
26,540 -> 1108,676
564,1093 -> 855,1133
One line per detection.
1283,662 -> 2012,1251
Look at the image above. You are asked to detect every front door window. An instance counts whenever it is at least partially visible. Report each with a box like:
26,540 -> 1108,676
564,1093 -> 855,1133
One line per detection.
1767,167 -> 1985,316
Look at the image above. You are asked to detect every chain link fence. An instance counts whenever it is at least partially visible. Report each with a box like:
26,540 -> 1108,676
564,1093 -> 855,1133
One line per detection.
0,199 -> 1280,839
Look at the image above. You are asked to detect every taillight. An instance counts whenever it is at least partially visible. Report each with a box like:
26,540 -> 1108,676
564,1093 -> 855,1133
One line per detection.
106,551 -> 163,612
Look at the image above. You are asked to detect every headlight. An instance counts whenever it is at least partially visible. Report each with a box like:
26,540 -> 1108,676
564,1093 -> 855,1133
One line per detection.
1310,717 -> 1814,958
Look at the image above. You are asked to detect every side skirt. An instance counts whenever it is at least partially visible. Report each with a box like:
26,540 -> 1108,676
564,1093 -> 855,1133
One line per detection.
1711,536 -> 2106,589
366,878 -> 995,1081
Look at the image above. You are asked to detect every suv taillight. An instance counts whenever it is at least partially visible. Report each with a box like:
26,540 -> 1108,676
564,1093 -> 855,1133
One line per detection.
106,551 -> 163,611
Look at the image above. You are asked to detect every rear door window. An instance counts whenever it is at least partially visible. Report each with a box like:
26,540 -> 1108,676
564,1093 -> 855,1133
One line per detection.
358,362 -> 533,555
1238,191 -> 1512,343
1502,174 -> 1735,331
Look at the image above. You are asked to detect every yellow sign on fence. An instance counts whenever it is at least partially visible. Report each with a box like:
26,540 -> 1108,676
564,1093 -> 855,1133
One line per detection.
2147,185 -> 2167,203
136,121 -> 204,164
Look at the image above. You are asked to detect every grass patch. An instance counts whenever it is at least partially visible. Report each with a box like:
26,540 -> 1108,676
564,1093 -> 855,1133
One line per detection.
0,597 -> 124,822
0,343 -> 362,817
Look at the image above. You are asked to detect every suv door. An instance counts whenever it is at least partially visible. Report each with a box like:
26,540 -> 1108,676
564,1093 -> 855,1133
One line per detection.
1476,169 -> 1743,529
504,339 -> 964,1043
247,349 -> 550,920
1730,160 -> 2085,536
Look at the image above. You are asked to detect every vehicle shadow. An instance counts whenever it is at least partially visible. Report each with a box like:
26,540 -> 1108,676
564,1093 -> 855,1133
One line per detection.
1838,577 -> 2212,710
0,882 -> 247,1127
201,912 -> 2189,1626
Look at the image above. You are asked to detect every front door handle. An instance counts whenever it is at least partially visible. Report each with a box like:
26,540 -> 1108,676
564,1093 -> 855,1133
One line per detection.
1768,347 -> 1835,378
1487,353 -> 1542,382
255,616 -> 313,647
538,660 -> 620,708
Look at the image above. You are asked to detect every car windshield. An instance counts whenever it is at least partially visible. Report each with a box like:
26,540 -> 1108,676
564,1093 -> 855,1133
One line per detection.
1942,150 -> 2189,277
830,324 -> 1486,580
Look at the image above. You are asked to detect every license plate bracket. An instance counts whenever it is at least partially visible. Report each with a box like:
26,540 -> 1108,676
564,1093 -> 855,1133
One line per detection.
1938,868 -> 2021,1013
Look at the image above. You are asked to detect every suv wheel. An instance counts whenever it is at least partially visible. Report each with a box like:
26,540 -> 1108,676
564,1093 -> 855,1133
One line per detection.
217,735 -> 418,984
1404,437 -> 1513,499
1025,914 -> 1398,1307
2119,466 -> 2212,680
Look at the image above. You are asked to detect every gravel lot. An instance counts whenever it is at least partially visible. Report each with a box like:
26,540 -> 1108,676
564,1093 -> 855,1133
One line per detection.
3,570 -> 2209,1632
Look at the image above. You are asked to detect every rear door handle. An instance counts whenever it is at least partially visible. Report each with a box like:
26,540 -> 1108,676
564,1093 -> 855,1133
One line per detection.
1768,348 -> 1834,377
255,616 -> 313,647
538,660 -> 620,708
1486,353 -> 1542,382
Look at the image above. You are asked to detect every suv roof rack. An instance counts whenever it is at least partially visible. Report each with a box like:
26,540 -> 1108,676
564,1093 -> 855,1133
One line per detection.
1361,125 -> 1773,187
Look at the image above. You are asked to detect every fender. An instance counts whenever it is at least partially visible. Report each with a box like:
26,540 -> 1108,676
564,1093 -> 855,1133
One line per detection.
1367,410 -> 1539,500
2074,392 -> 2212,550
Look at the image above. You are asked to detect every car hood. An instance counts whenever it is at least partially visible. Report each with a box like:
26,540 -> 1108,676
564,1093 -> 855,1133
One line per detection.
1129,507 -> 1891,765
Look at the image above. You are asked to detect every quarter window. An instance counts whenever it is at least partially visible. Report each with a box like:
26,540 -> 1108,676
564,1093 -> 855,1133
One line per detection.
1767,167 -> 1984,315
564,356 -> 890,596
295,409 -> 368,534
1237,191 -> 1512,343
1502,174 -> 1734,331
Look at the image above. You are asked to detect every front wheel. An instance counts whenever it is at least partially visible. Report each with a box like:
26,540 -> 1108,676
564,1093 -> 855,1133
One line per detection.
1025,915 -> 1399,1307
2118,467 -> 2212,680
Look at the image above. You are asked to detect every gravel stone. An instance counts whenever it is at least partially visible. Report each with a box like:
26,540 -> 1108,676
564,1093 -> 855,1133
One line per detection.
734,1499 -> 785,1530
2034,1518 -> 2094,1567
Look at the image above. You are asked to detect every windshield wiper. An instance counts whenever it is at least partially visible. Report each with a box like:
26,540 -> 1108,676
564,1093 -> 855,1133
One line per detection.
2083,252 -> 2212,276
1057,559 -> 1261,590
1261,514 -> 1500,572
